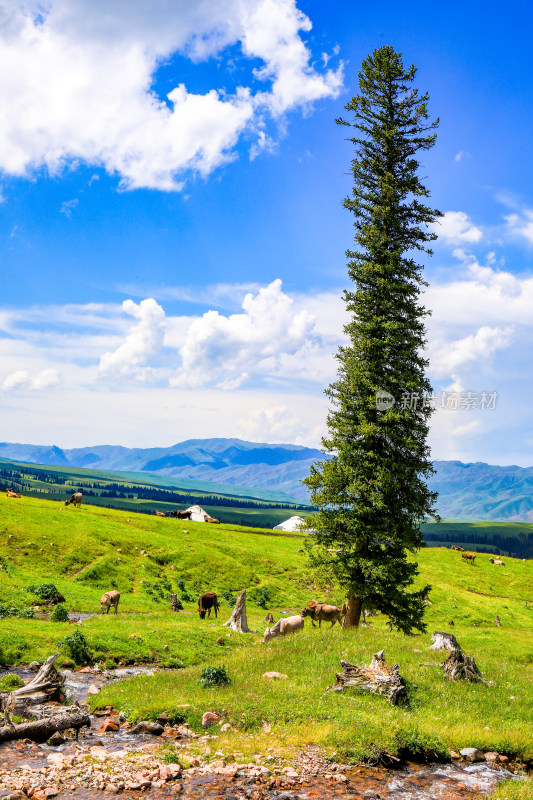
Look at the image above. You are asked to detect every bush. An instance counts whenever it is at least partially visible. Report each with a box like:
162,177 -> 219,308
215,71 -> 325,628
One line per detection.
0,606 -> 35,620
181,591 -> 195,603
50,604 -> 69,623
221,591 -> 236,607
0,673 -> 24,691
198,665 -> 230,687
61,630 -> 91,665
26,583 -> 62,602
251,587 -> 271,609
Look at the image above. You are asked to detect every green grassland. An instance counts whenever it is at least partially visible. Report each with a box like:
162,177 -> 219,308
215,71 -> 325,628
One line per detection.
1,493 -> 532,772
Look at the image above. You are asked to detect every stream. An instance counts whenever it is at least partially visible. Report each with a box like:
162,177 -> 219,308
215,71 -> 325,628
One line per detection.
0,666 -> 524,799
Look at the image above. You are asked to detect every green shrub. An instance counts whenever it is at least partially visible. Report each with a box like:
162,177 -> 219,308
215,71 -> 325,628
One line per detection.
0,606 -> 35,620
181,591 -> 195,603
26,583 -> 62,602
61,630 -> 91,665
0,673 -> 24,690
251,587 -> 271,609
50,605 -> 69,623
221,591 -> 236,607
198,665 -> 230,687
177,579 -> 186,591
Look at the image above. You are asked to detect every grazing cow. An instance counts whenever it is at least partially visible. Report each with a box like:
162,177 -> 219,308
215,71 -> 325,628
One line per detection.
169,510 -> 192,520
65,492 -> 82,507
451,545 -> 465,551
263,614 -> 304,642
198,592 -> 219,619
461,553 -> 476,564
100,590 -> 120,614
6,489 -> 21,498
155,510 -> 167,517
301,602 -> 343,628
489,558 -> 505,566
204,515 -> 220,524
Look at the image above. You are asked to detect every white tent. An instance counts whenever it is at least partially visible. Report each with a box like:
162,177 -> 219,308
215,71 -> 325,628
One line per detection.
273,515 -> 314,533
185,505 -> 208,522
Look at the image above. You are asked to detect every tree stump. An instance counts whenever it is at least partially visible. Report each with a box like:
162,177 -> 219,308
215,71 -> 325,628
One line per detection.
443,648 -> 484,683
430,631 -> 462,651
4,654 -> 65,716
171,593 -> 179,612
223,590 -> 254,633
328,650 -> 407,705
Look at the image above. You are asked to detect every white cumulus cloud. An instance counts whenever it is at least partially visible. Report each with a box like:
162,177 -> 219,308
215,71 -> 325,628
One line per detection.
171,279 -> 316,388
2,367 -> 60,391
432,211 -> 483,244
0,0 -> 342,190
505,208 -> 533,245
99,298 -> 166,381
427,325 -> 513,379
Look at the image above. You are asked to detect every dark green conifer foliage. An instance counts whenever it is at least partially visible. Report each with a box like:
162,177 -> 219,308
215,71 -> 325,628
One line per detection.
304,46 -> 441,634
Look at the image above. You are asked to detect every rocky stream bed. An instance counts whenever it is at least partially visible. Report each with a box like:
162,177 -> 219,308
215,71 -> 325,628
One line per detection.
0,666 -> 525,800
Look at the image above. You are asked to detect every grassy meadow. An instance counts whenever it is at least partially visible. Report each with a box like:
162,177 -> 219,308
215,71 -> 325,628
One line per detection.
0,492 -> 532,771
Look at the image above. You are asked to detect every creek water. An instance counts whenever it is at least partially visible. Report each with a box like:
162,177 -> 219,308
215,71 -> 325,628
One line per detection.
0,667 -> 523,799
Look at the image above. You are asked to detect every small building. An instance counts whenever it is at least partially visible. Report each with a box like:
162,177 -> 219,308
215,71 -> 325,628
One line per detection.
273,515 -> 315,533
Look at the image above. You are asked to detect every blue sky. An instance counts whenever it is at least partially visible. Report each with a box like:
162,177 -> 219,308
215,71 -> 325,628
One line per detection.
1,0 -> 532,466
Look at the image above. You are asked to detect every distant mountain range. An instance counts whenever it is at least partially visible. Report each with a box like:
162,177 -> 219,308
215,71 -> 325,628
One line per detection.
1,438 -> 533,520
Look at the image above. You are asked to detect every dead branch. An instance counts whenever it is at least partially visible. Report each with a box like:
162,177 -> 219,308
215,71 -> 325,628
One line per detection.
0,709 -> 90,743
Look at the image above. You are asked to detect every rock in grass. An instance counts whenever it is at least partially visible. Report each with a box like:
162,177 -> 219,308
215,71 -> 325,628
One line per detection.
460,748 -> 485,762
202,711 -> 220,727
262,671 -> 288,679
129,721 -> 164,736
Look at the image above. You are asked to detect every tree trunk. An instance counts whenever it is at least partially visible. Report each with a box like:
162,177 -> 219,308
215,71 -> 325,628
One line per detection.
328,650 -> 407,705
5,654 -> 65,716
443,648 -> 484,683
343,590 -> 362,629
430,631 -> 462,651
0,709 -> 90,743
223,590 -> 253,633
171,593 -> 179,612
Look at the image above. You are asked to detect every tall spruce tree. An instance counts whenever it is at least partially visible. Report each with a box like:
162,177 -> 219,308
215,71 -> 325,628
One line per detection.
304,46 -> 441,634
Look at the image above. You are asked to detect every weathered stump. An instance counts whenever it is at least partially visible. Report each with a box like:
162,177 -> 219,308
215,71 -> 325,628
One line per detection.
5,654 -> 65,716
328,650 -> 408,705
430,631 -> 462,651
171,593 -> 179,612
223,590 -> 253,633
443,648 -> 484,683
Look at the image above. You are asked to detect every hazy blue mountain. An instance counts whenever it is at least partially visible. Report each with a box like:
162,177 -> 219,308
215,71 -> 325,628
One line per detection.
2,438 -> 533,516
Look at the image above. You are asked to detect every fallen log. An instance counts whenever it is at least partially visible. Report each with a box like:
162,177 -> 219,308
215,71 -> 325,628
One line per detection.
223,590 -> 254,633
0,709 -> 90,743
443,647 -> 484,683
5,654 -> 64,716
328,650 -> 408,705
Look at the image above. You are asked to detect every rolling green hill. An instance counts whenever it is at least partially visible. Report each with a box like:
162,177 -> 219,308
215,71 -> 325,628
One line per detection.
0,492 -> 532,769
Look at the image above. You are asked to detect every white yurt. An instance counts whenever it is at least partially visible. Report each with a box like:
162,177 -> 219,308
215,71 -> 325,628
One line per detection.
185,505 -> 208,522
273,515 -> 315,533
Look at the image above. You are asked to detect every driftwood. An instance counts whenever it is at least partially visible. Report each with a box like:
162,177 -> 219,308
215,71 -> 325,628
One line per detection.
328,650 -> 407,705
4,655 -> 65,716
223,590 -> 253,633
430,631 -> 461,651
0,709 -> 90,743
443,648 -> 484,683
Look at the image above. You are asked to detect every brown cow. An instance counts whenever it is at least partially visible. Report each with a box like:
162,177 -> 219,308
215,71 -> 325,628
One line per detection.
451,545 -> 465,551
461,553 -> 476,564
198,592 -> 219,619
169,510 -> 192,520
6,489 -> 21,498
155,510 -> 167,517
204,515 -> 220,524
301,602 -> 343,628
65,492 -> 82,507
100,590 -> 120,614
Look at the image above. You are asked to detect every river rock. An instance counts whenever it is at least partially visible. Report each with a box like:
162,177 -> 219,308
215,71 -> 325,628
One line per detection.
485,752 -> 501,762
47,732 -> 66,746
28,661 -> 41,670
98,718 -> 120,733
460,747 -> 485,762
202,711 -> 220,727
159,763 -> 182,781
129,721 -> 164,736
